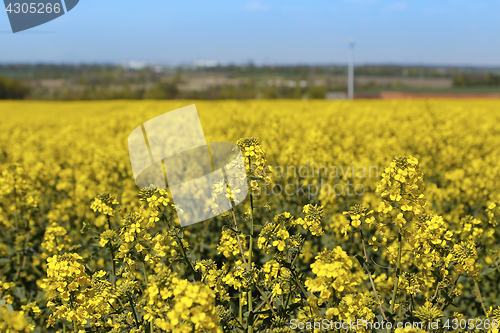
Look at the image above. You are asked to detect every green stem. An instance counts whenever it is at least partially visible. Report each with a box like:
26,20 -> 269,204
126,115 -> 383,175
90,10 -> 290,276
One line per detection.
494,258 -> 500,275
360,229 -> 387,321
239,289 -> 243,325
160,210 -> 200,281
291,271 -> 321,317
129,295 -> 140,329
291,230 -> 309,267
253,299 -> 266,313
142,262 -> 149,284
284,292 -> 291,311
173,234 -> 200,281
107,216 -> 116,278
254,284 -> 277,318
142,262 -> 154,333
474,280 -> 487,316
247,155 -> 254,333
110,249 -> 116,277
231,211 -> 277,320
390,231 -> 402,315
440,274 -> 461,311
231,210 -> 249,269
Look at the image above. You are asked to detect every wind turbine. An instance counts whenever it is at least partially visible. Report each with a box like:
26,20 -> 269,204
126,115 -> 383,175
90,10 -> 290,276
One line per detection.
348,39 -> 355,100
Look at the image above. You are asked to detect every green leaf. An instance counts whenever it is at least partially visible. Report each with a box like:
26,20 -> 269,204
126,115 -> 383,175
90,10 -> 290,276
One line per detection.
0,258 -> 11,264
354,254 -> 366,267
355,254 -> 375,275
247,311 -> 255,325
253,309 -> 272,316
14,286 -> 26,301
442,292 -> 457,308
480,267 -> 496,277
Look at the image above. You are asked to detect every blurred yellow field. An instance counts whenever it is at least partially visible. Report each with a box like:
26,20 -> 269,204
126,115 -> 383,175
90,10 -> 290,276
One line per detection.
1,100 -> 500,332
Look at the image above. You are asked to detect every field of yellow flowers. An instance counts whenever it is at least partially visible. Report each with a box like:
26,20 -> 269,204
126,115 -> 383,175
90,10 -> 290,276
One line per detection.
0,99 -> 500,333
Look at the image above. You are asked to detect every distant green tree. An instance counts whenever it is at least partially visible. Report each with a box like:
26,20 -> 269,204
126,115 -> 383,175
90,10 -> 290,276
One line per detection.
262,87 -> 279,99
452,74 -> 467,87
308,85 -> 326,99
486,74 -> 500,85
0,76 -> 30,99
145,74 -> 180,99
453,73 -> 500,87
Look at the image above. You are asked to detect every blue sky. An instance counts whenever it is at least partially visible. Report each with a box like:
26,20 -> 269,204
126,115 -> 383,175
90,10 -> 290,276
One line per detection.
1,0 -> 499,65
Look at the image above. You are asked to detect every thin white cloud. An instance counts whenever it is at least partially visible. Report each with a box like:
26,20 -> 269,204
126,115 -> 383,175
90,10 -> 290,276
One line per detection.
245,1 -> 271,12
388,2 -> 408,11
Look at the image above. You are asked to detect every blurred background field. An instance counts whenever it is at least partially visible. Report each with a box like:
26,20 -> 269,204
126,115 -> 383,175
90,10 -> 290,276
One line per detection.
1,63 -> 500,100
2,1 -> 500,102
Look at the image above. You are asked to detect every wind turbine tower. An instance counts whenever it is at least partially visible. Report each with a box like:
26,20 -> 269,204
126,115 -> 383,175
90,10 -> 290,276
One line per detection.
348,39 -> 355,100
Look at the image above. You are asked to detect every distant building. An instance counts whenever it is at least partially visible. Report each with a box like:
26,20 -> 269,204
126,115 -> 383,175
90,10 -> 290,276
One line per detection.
326,92 -> 347,100
123,61 -> 148,70
193,60 -> 218,68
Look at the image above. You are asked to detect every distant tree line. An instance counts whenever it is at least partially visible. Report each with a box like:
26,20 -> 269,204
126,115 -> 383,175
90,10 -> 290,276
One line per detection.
0,76 -> 30,99
453,73 -> 500,87
0,68 -> 327,100
3,63 -> 499,80
1,64 -> 499,100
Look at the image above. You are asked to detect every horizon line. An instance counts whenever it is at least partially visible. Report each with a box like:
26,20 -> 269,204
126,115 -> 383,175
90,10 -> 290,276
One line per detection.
1,61 -> 500,69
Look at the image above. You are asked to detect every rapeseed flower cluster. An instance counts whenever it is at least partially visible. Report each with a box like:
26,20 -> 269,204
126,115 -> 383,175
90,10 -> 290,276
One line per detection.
258,212 -> 296,253
306,246 -> 362,301
236,137 -> 272,195
41,222 -> 73,255
90,193 -> 119,216
341,203 -> 375,234
0,307 -> 32,332
218,229 -> 246,258
296,204 -> 325,236
452,240 -> 480,278
329,293 -> 376,323
377,155 -> 425,217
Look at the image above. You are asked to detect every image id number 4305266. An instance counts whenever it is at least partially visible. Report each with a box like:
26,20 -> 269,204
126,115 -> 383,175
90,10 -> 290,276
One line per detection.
443,318 -> 499,330
6,2 -> 61,14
